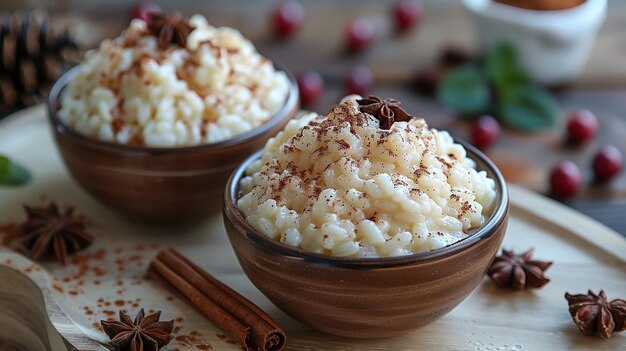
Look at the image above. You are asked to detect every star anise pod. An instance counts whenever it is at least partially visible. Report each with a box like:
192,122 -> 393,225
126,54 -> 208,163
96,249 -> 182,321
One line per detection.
17,203 -> 93,265
356,95 -> 416,129
147,12 -> 193,50
101,309 -> 174,351
565,290 -> 626,339
487,249 -> 552,290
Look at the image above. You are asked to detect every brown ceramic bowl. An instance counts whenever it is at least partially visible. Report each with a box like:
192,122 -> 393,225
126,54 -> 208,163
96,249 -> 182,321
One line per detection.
47,67 -> 299,223
224,142 -> 509,338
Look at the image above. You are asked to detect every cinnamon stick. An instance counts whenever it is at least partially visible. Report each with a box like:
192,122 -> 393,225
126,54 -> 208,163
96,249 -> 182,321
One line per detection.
148,248 -> 285,351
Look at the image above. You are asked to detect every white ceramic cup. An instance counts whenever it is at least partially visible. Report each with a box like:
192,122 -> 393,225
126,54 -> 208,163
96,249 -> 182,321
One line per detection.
462,0 -> 607,86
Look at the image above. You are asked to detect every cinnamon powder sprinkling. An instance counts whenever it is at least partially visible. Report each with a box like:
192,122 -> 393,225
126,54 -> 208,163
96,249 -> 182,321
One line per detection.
238,95 -> 496,257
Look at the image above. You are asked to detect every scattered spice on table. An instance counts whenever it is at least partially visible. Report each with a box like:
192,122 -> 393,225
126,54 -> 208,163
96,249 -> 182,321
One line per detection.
173,330 -> 215,350
357,95 -> 416,129
101,309 -> 174,351
147,12 -> 193,49
148,248 -> 286,351
565,290 -> 626,339
12,203 -> 93,265
487,249 -> 552,290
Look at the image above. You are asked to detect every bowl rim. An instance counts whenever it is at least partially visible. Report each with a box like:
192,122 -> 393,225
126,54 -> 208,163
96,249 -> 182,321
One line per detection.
47,64 -> 299,155
462,0 -> 607,29
224,138 -> 509,268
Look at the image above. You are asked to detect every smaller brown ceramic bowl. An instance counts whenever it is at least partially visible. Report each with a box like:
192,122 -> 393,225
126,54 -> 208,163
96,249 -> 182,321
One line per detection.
47,67 -> 299,223
224,142 -> 509,338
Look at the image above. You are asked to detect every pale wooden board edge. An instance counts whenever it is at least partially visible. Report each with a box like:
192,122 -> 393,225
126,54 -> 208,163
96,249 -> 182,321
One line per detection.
508,184 -> 626,262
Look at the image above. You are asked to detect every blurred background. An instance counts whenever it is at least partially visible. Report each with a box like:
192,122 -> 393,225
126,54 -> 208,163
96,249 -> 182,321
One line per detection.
0,0 -> 624,234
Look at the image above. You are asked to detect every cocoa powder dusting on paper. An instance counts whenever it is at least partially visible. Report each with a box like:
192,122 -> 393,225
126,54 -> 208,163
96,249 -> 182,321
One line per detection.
166,329 -> 216,350
52,284 -> 64,293
23,265 -> 39,273
216,333 -> 237,345
102,310 -> 116,317
83,306 -> 94,316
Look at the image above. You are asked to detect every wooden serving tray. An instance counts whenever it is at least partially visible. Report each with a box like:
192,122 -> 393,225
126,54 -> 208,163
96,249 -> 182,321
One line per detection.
0,106 -> 625,351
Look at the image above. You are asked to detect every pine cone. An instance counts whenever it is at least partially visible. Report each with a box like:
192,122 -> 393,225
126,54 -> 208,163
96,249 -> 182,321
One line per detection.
0,10 -> 80,111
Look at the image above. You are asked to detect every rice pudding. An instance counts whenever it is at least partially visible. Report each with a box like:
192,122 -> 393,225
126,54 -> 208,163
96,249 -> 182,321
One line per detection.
58,13 -> 289,147
237,95 -> 497,258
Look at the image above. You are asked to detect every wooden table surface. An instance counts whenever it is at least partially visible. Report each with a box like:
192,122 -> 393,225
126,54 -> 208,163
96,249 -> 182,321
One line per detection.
5,0 -> 626,234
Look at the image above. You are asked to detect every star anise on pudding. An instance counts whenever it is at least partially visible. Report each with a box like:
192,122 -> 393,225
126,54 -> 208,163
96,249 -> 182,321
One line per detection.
148,12 -> 193,49
17,203 -> 93,265
101,309 -> 174,351
565,290 -> 626,339
487,249 -> 552,290
357,95 -> 416,129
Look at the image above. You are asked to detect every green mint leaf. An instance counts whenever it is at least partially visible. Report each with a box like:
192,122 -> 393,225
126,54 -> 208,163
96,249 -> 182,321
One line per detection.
437,63 -> 491,116
487,41 -> 530,100
0,155 -> 31,186
499,85 -> 558,131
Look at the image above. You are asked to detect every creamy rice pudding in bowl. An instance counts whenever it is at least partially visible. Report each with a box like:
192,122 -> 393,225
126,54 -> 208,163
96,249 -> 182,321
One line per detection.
224,95 -> 509,337
47,13 -> 298,222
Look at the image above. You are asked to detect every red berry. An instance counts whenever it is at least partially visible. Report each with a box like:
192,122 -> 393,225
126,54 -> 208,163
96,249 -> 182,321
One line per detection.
549,161 -> 582,198
297,71 -> 324,106
471,115 -> 500,149
392,0 -> 423,33
129,1 -> 161,23
272,1 -> 304,38
345,65 -> 374,96
346,18 -> 374,52
566,110 -> 598,145
592,145 -> 623,183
